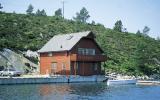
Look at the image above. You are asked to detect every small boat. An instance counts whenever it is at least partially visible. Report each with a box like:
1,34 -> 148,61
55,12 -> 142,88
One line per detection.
107,79 -> 137,85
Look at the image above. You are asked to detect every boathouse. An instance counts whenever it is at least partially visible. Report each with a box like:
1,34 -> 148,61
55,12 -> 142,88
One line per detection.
38,31 -> 107,76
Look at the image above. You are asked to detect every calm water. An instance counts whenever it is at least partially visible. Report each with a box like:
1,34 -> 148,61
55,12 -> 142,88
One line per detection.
0,83 -> 160,100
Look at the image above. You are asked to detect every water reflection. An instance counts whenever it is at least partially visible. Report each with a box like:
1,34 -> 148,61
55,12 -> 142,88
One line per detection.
38,83 -> 107,99
68,83 -> 107,96
0,83 -> 160,100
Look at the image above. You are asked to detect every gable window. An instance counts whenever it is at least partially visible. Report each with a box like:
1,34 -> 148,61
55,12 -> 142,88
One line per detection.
78,48 -> 85,55
88,49 -> 95,55
48,52 -> 52,57
78,48 -> 95,55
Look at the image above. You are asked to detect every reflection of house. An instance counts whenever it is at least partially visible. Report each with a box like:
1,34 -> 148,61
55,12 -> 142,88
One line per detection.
38,31 -> 107,76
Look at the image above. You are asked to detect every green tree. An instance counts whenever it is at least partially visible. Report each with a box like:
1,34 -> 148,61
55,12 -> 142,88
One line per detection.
0,3 -> 3,10
55,8 -> 62,17
136,30 -> 141,34
113,20 -> 123,32
36,9 -> 41,16
143,26 -> 150,34
136,30 -> 142,36
91,20 -> 95,25
26,4 -> 34,15
73,7 -> 90,23
36,9 -> 46,16
157,37 -> 160,41
40,9 -> 47,16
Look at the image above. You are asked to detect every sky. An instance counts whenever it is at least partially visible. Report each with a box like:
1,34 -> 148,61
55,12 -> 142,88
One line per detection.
0,0 -> 160,38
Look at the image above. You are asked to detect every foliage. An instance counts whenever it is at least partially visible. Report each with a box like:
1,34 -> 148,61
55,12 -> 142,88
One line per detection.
113,20 -> 123,32
0,12 -> 160,76
143,26 -> 150,35
73,7 -> 90,23
26,4 -> 34,15
36,9 -> 47,16
55,8 -> 62,17
0,3 -> 3,10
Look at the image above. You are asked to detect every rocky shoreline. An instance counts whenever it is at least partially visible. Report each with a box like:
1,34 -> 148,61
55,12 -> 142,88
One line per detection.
106,72 -> 160,81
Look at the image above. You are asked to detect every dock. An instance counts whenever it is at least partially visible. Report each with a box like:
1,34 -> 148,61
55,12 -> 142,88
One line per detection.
0,75 -> 107,85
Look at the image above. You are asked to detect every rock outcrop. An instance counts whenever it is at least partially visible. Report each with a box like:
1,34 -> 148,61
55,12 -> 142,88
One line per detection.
0,49 -> 39,73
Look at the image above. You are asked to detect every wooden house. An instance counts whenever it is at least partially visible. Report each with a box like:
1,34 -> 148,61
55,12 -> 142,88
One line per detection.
38,31 -> 107,76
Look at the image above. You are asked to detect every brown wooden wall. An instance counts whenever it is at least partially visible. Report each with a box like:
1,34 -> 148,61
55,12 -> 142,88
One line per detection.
70,38 -> 102,54
70,62 -> 101,76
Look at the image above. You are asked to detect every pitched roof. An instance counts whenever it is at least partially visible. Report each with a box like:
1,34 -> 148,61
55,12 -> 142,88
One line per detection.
38,31 -> 93,53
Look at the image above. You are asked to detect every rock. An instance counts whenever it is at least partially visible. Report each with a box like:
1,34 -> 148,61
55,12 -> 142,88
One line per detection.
24,50 -> 38,58
0,49 -> 39,73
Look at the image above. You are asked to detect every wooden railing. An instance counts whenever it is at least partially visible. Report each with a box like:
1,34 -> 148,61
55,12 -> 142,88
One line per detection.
70,54 -> 107,61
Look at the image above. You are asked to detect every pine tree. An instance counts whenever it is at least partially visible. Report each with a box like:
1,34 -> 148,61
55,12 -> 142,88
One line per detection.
136,30 -> 142,36
36,9 -> 41,16
36,9 -> 46,16
143,26 -> 150,34
26,4 -> 34,15
113,20 -> 123,32
55,8 -> 62,17
0,3 -> 3,11
41,9 -> 47,16
0,3 -> 2,9
73,7 -> 90,23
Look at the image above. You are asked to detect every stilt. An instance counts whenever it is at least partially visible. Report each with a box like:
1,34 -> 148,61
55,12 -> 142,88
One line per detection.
74,62 -> 76,76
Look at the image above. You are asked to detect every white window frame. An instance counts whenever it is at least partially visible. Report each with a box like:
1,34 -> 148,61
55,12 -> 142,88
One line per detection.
51,62 -> 57,70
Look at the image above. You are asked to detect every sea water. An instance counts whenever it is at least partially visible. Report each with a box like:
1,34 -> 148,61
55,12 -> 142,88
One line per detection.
0,83 -> 160,100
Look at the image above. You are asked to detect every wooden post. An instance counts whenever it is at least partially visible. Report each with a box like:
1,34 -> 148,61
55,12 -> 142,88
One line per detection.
74,62 -> 76,76
83,61 -> 84,75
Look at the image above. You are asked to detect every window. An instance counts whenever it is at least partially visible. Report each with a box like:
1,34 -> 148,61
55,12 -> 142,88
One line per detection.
51,62 -> 57,70
86,49 -> 89,55
78,48 -> 85,55
48,52 -> 52,57
78,48 -> 95,55
88,49 -> 95,55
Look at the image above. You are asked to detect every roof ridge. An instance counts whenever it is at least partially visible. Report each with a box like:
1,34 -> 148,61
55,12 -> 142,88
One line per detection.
54,31 -> 91,37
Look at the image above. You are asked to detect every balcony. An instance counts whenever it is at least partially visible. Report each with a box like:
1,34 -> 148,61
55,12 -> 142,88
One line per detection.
70,54 -> 107,62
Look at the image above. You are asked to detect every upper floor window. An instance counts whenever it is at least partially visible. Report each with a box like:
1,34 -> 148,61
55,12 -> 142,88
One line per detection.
87,49 -> 95,55
48,52 -> 52,56
78,48 -> 95,55
78,48 -> 85,55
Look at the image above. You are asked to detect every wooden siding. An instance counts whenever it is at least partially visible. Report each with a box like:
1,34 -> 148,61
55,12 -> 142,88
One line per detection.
70,54 -> 107,61
70,62 -> 101,76
71,38 -> 102,54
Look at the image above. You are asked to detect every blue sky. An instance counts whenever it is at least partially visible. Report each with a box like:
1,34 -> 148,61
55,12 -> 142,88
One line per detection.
1,0 -> 160,38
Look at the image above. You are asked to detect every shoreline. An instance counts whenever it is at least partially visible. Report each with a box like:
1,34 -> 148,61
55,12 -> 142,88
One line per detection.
0,75 -> 107,85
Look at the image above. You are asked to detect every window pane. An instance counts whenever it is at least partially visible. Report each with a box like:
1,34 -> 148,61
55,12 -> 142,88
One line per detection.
51,62 -> 57,70
78,48 -> 95,55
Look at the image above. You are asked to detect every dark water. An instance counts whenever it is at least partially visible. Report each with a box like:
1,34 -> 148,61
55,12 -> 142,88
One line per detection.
0,83 -> 160,100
